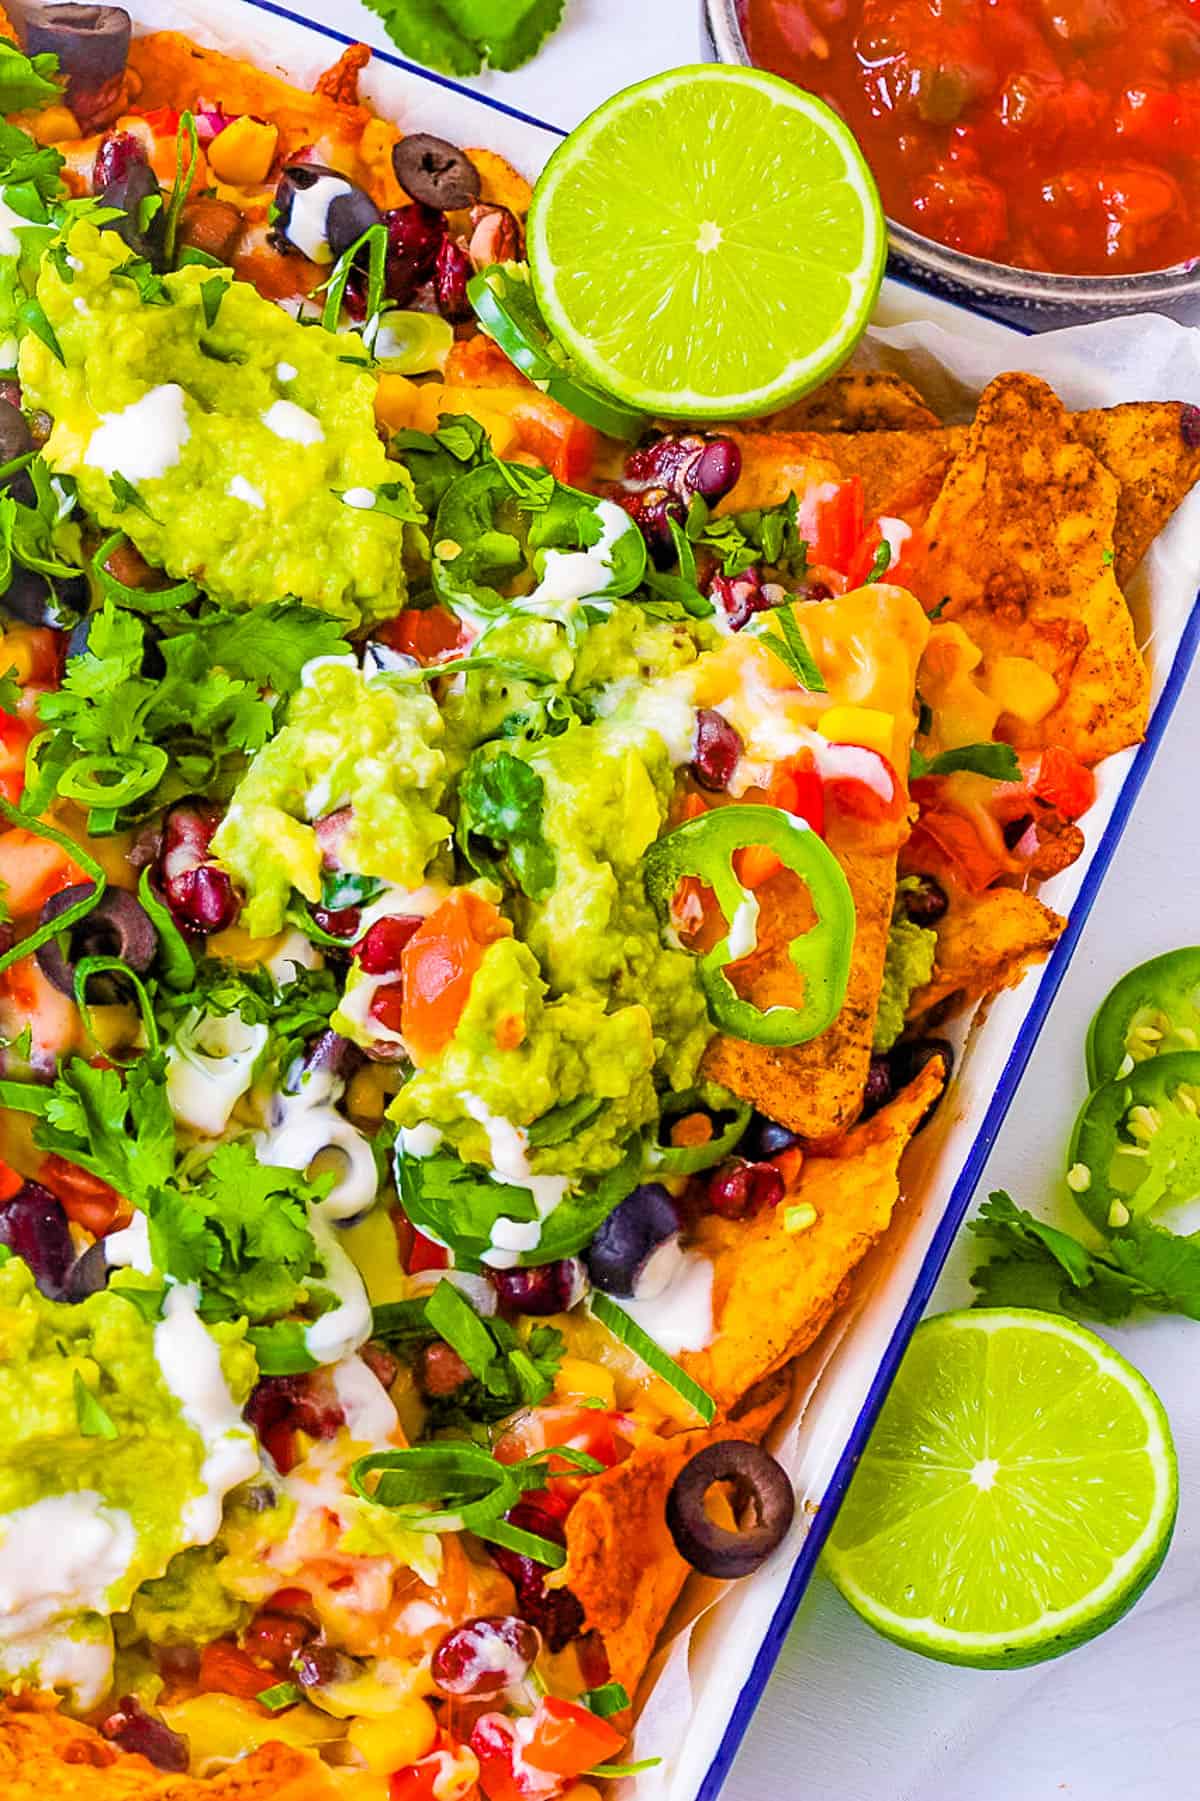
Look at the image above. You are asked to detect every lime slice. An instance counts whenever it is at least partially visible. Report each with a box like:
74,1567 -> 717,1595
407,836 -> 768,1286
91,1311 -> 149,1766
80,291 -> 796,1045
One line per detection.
526,65 -> 886,420
824,1309 -> 1177,1668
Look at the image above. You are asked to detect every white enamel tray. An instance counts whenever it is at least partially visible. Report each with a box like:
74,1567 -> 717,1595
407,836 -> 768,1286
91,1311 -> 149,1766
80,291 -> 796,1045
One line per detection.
96,3 -> 1200,1792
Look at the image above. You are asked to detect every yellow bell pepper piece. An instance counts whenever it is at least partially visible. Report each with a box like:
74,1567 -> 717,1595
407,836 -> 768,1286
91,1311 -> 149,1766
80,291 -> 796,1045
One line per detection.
374,372 -> 422,433
554,1356 -> 617,1408
818,705 -> 896,759
983,655 -> 1059,725
347,1698 -> 438,1772
208,115 -> 279,187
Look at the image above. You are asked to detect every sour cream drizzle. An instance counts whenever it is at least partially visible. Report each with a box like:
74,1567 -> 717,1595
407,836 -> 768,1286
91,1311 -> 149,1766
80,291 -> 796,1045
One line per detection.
85,383 -> 191,485
154,1285 -> 261,1541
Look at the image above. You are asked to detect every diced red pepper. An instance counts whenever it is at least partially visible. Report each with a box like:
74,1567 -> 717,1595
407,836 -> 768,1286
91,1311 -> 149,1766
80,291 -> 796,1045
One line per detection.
407,1229 -> 450,1275
520,1696 -> 624,1778
796,477 -> 864,577
376,605 -> 471,666
37,1155 -> 127,1237
1026,745 -> 1095,820
400,891 -> 511,1064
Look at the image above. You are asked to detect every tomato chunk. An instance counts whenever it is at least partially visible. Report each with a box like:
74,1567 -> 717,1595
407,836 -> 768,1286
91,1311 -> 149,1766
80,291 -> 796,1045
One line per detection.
521,1696 -> 623,1778
376,605 -> 471,666
400,891 -> 512,1064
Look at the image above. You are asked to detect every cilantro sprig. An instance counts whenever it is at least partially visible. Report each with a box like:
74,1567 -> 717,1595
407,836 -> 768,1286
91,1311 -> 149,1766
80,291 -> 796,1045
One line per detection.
373,1277 -> 566,1427
360,0 -> 566,76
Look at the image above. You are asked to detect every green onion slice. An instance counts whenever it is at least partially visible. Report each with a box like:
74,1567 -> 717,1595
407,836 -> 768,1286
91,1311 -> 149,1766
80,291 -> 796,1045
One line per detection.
73,955 -> 159,1061
476,1515 -> 567,1568
256,1681 -> 304,1712
0,800 -> 106,978
137,866 -> 196,990
581,1681 -> 631,1717
590,1290 -> 716,1424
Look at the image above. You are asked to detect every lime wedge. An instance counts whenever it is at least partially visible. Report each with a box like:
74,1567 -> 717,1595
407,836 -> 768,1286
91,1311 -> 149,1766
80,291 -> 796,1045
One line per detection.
526,65 -> 886,420
824,1309 -> 1177,1667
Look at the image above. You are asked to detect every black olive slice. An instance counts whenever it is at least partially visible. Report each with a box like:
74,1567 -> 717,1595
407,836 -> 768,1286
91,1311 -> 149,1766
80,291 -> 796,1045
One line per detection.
392,133 -> 481,210
24,4 -> 131,86
666,1439 -> 795,1579
36,883 -> 158,997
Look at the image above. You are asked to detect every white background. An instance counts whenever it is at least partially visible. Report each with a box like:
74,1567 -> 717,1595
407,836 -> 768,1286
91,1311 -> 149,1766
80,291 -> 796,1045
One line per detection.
301,2 -> 1200,1795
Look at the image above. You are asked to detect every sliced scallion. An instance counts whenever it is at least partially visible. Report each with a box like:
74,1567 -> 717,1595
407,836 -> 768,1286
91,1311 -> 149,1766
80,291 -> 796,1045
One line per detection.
589,1290 -> 716,1424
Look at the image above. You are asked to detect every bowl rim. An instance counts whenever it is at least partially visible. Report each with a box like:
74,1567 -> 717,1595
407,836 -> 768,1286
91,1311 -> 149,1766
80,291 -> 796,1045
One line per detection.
702,0 -> 1200,307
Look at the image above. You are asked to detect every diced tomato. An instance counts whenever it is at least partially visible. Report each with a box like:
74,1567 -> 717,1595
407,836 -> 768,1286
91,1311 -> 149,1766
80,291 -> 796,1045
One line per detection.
822,748 -> 904,825
909,808 -> 1011,893
845,521 -> 928,593
732,843 -> 781,890
139,105 -> 181,135
368,980 -> 406,1034
506,393 -> 597,485
389,1761 -> 441,1801
0,712 -> 32,806
521,1696 -> 623,1778
197,1640 -> 272,1702
769,755 -> 825,836
795,478 -> 864,577
400,891 -> 511,1064
37,1155 -> 128,1237
407,1229 -> 450,1275
1026,745 -> 1095,820
0,1159 -> 22,1201
0,826 -> 82,918
376,605 -> 472,666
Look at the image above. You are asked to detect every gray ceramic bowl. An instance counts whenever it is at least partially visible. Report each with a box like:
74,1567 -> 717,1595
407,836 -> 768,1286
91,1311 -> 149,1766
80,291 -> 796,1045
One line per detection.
702,0 -> 1200,331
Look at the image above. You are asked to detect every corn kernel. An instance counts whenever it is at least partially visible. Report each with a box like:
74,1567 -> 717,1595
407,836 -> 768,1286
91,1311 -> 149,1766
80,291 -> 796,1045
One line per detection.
984,655 -> 1059,725
31,105 -> 81,144
818,705 -> 895,760
433,388 -> 521,456
359,118 -> 396,171
208,116 -> 279,187
0,635 -> 34,683
347,1698 -> 437,1772
374,372 -> 422,433
346,1066 -> 388,1128
555,1356 -> 617,1408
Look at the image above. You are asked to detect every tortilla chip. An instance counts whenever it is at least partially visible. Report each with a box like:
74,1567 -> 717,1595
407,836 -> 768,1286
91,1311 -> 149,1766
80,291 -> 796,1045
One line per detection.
723,430 -> 846,512
700,585 -> 929,1137
1073,402 -> 1200,588
561,1373 -> 789,1701
462,147 -> 533,217
681,1058 -> 945,1413
128,33 -> 400,201
906,885 -> 1065,1019
0,1699 -> 336,1799
918,373 -> 1149,764
764,368 -> 941,434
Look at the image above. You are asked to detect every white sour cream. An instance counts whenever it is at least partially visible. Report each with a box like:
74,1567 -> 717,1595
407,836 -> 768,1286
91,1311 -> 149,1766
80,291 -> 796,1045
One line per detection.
276,360 -> 298,382
165,1008 -> 269,1138
725,892 -> 760,961
265,929 -> 323,985
341,486 -> 377,509
284,174 -> 353,263
257,1073 -> 379,1223
331,1354 -> 398,1444
86,383 -> 191,485
619,1251 -> 716,1355
521,499 -> 634,620
154,1285 -> 261,1541
262,398 -> 324,446
0,1493 -> 135,1640
103,1211 -> 153,1275
305,1210 -> 373,1364
227,473 -> 266,509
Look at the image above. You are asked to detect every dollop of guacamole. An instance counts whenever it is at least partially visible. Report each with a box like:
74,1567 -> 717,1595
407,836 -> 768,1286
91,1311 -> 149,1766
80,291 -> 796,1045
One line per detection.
20,222 -> 418,625
0,1260 -> 256,1703
212,660 -> 452,938
393,936 -> 660,1178
873,908 -> 938,1053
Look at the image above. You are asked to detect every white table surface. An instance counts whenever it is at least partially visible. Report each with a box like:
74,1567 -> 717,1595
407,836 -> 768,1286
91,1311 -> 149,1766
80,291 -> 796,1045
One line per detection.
303,4 -> 1200,1795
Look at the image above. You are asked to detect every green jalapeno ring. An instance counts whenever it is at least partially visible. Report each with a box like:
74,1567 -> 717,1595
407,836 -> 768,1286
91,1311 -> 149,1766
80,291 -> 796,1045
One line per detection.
648,1083 -> 751,1175
1085,947 -> 1200,1088
1067,1050 -> 1200,1232
643,804 -> 855,1048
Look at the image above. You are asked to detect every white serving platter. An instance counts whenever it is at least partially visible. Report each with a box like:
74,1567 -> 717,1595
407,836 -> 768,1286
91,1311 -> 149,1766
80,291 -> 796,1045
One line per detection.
85,2 -> 1200,1792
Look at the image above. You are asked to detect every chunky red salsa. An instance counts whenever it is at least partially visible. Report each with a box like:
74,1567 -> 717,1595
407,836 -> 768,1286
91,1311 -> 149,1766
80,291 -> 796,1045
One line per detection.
739,0 -> 1200,275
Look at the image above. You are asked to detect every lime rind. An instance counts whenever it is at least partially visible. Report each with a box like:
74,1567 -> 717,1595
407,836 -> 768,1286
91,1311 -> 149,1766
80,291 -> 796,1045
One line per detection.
823,1308 -> 1178,1668
527,65 -> 886,420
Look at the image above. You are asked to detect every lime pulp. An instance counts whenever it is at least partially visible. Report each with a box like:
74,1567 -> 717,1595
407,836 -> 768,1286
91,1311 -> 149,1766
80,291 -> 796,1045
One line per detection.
823,1308 -> 1177,1668
526,65 -> 887,420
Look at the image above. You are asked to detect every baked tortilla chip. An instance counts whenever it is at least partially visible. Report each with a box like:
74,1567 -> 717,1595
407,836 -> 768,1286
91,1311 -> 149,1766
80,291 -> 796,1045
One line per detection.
764,368 -> 941,434
918,373 -> 1149,764
561,1373 -> 789,1702
700,585 -> 929,1137
0,1700 -> 336,1799
1073,402 -> 1200,588
681,1059 -> 946,1414
906,885 -> 1065,1019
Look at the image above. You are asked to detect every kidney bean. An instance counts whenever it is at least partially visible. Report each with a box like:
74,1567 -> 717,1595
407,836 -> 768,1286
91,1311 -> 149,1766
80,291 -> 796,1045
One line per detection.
690,707 -> 743,791
705,1159 -> 784,1220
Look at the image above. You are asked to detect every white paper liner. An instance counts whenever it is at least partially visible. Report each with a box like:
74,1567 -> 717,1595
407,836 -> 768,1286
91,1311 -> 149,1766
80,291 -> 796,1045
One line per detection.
88,6 -> 1200,1791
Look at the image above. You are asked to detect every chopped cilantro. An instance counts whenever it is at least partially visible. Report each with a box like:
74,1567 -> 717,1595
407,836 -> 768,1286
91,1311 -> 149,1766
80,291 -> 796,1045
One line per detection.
73,1370 -> 119,1440
757,604 -> 827,692
360,0 -> 566,76
910,742 -> 1022,781
457,746 -> 556,900
0,36 -> 62,114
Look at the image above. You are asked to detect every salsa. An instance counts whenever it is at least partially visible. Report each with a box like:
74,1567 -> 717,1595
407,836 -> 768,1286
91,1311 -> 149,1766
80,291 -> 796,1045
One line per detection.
739,0 -> 1200,275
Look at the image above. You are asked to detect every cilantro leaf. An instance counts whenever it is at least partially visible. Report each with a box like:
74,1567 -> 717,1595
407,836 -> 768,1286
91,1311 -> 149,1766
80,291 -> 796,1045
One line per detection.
757,604 -> 827,693
361,0 -> 565,76
0,37 -> 61,113
457,746 -> 556,901
0,664 -> 20,715
970,1190 -> 1200,1323
156,959 -> 339,1086
36,1054 -> 175,1201
911,742 -> 1022,781
73,1371 -> 118,1440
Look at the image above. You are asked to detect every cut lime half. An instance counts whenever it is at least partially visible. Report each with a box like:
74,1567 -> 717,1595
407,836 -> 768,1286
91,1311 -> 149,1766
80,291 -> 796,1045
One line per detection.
526,65 -> 886,420
824,1308 -> 1177,1668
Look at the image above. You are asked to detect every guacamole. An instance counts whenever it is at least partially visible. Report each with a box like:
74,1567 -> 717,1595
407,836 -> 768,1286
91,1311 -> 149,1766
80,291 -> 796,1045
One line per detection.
213,660 -> 452,937
19,222 -> 418,625
874,909 -> 938,1053
0,1262 -> 257,1704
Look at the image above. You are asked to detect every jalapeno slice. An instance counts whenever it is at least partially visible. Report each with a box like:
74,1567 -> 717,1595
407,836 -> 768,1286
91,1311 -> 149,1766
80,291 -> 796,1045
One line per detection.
1067,1051 -> 1200,1231
1085,947 -> 1200,1087
643,804 -> 855,1047
467,262 -> 648,441
648,1083 -> 752,1175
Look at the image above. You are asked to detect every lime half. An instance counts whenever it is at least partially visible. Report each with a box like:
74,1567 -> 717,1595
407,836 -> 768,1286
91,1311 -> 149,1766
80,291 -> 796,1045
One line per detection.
824,1309 -> 1177,1668
526,65 -> 886,420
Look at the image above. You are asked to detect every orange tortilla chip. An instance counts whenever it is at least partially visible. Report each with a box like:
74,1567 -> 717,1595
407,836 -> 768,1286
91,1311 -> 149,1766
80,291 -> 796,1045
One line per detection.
764,368 -> 941,434
918,373 -> 1149,764
906,885 -> 1065,1019
462,147 -> 532,217
0,1699 -> 336,1799
561,1374 -> 789,1701
681,1059 -> 945,1413
1073,402 -> 1200,588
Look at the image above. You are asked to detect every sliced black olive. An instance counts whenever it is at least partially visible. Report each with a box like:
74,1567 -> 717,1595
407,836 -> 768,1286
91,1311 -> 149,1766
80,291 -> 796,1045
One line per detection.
740,1112 -> 801,1161
24,4 -> 132,86
1,566 -> 86,629
273,164 -> 381,263
100,158 -> 166,267
392,134 -> 481,210
35,883 -> 158,998
890,1037 -> 954,1131
284,1028 -> 363,1093
0,1180 -> 74,1300
585,1183 -> 681,1298
0,398 -> 33,470
666,1440 -> 795,1579
64,1238 -> 111,1302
